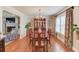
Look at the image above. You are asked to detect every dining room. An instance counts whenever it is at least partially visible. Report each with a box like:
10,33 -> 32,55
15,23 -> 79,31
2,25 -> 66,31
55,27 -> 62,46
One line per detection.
0,6 -> 78,52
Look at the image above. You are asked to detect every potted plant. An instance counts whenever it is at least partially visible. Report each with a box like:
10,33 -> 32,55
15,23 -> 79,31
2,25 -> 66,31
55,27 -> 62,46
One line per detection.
72,24 -> 79,40
25,22 -> 31,36
25,22 -> 31,29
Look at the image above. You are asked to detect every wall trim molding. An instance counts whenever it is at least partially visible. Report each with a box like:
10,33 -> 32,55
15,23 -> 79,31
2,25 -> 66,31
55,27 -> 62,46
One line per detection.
55,6 -> 72,16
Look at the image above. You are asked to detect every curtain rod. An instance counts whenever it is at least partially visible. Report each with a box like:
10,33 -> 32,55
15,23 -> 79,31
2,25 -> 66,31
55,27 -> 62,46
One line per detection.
54,6 -> 74,17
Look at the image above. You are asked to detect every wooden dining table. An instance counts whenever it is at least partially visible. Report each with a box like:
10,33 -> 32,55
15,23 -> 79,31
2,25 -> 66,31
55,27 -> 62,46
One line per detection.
29,31 -> 50,52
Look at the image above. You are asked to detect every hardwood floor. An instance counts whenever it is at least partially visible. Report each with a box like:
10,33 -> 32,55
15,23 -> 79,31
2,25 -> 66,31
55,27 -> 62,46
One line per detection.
5,37 -> 32,52
50,37 -> 73,52
5,36 -> 73,52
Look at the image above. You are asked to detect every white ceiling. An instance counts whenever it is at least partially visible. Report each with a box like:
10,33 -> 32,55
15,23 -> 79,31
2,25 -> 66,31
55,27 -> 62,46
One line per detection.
13,6 -> 66,16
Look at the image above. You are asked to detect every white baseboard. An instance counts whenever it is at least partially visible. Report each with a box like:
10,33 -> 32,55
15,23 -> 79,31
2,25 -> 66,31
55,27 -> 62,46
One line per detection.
73,47 -> 79,52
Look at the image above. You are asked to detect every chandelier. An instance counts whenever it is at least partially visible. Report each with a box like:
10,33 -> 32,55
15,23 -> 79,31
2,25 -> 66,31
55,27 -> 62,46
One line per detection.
35,9 -> 45,20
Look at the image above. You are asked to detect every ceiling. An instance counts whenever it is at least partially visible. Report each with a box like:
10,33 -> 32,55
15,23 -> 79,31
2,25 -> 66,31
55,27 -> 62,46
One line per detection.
13,6 -> 66,16
3,11 -> 16,18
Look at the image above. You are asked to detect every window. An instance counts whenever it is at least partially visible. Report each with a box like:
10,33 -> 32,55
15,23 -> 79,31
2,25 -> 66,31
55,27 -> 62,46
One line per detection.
60,16 -> 66,35
56,16 -> 66,35
56,16 -> 61,33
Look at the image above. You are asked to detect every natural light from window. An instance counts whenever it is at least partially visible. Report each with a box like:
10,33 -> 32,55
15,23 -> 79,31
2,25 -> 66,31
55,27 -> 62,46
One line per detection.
56,16 -> 66,35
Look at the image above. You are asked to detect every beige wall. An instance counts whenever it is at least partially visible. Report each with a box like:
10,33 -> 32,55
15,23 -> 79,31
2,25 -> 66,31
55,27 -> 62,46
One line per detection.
0,9 -> 3,39
73,6 -> 79,51
0,9 -> 3,34
48,16 -> 56,35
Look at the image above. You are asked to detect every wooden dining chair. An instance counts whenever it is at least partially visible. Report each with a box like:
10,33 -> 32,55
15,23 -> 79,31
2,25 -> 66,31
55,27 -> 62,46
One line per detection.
32,33 -> 39,52
47,29 -> 52,46
28,28 -> 33,45
39,32 -> 48,52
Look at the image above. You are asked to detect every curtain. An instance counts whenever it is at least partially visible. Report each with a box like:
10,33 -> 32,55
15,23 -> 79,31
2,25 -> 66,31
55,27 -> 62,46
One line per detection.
65,7 -> 74,48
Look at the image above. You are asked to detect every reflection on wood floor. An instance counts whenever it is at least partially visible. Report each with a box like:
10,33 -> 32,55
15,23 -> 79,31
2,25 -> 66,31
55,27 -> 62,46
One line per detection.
5,36 -> 73,52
